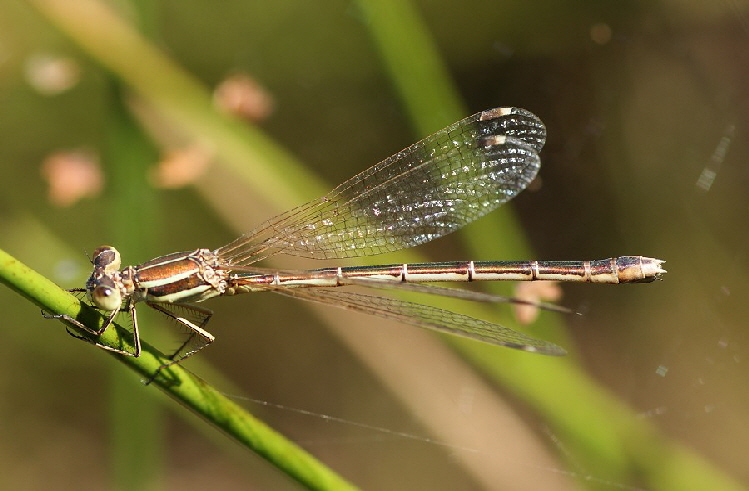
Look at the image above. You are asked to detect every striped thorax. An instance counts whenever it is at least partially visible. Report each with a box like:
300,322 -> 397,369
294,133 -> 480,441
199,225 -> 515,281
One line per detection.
86,246 -> 230,313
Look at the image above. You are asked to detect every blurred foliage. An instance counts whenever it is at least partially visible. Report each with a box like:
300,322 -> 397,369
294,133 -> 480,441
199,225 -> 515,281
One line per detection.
1,0 -> 749,490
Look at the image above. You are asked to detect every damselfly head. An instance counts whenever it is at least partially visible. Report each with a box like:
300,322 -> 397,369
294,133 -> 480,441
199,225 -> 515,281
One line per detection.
87,246 -> 124,311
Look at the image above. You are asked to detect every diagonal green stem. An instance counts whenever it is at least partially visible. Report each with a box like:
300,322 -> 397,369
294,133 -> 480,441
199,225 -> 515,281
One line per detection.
0,247 -> 358,491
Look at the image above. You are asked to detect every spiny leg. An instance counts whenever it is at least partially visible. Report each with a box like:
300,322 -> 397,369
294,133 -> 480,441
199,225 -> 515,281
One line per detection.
145,302 -> 215,383
42,290 -> 141,357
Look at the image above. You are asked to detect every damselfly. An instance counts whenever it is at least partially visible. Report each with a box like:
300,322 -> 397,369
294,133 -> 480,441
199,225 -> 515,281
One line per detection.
48,107 -> 665,376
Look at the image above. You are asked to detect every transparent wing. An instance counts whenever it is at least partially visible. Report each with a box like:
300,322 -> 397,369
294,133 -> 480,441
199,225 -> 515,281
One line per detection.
272,287 -> 565,356
217,107 -> 545,265
340,276 -> 571,314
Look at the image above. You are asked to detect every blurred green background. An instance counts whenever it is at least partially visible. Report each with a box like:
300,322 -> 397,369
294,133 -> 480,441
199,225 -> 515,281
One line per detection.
1,0 -> 749,489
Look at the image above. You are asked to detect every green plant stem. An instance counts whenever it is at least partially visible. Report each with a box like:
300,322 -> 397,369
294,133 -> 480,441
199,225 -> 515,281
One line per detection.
355,0 -> 465,134
0,248 -> 358,491
105,81 -> 164,491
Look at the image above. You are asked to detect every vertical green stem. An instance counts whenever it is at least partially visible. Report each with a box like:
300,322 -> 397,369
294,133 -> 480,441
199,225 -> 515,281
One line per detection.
356,0 -> 465,133
104,85 -> 164,491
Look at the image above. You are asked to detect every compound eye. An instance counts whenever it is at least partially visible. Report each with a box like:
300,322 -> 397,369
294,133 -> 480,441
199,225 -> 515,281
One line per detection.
92,246 -> 121,271
91,285 -> 122,311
